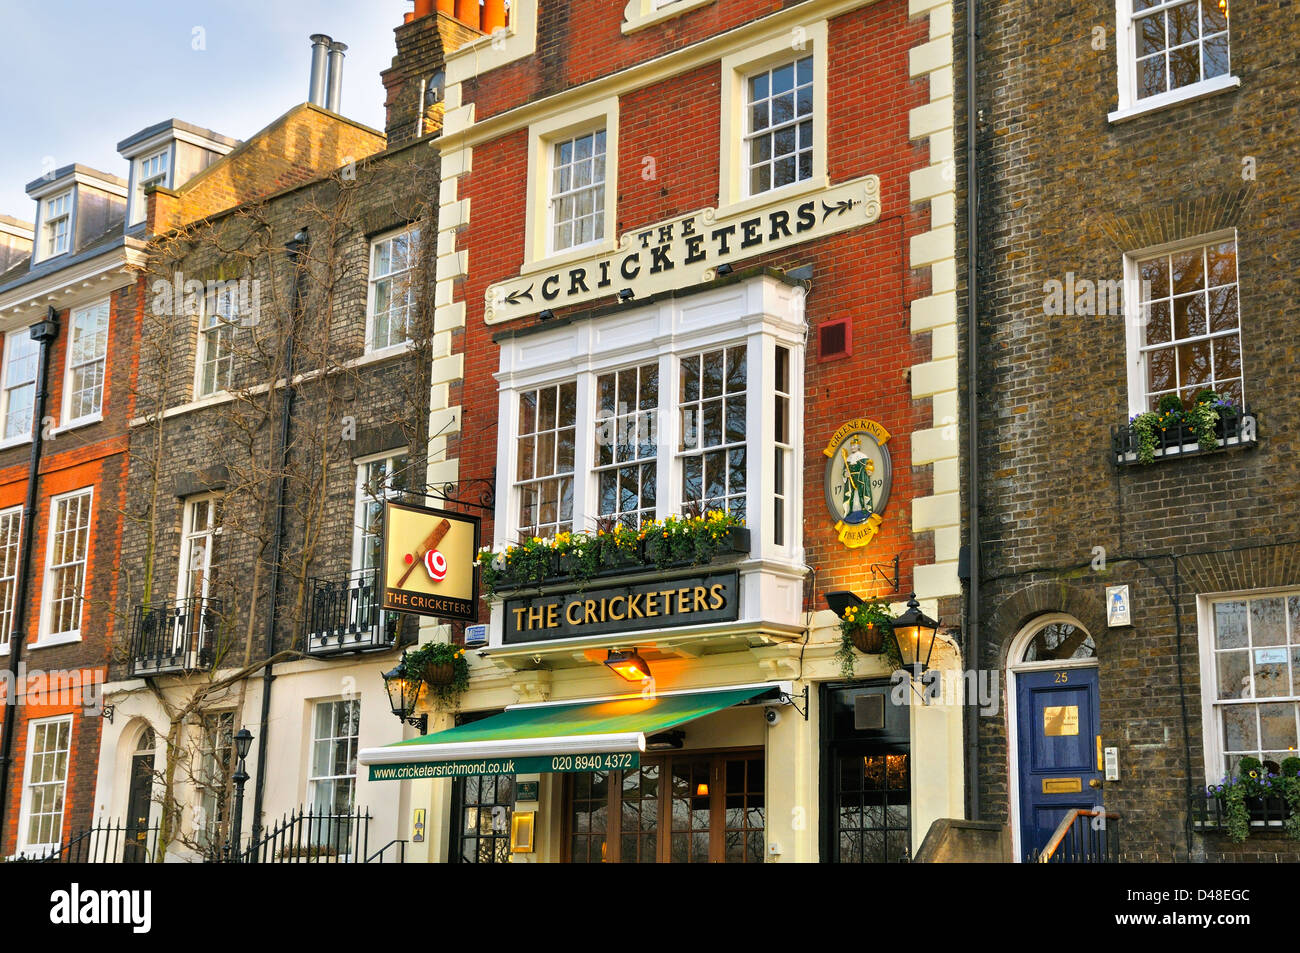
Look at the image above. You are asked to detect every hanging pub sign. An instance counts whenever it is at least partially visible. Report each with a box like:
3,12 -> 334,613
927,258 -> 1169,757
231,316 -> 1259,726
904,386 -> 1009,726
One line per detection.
381,501 -> 480,621
823,418 -> 892,549
484,173 -> 881,324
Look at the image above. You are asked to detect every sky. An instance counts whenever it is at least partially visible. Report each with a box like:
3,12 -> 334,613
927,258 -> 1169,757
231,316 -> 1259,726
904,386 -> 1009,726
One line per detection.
0,0 -> 412,219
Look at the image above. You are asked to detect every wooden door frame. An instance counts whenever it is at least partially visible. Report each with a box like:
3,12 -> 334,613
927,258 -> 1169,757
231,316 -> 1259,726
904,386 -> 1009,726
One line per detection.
1005,613 -> 1099,863
560,746 -> 763,863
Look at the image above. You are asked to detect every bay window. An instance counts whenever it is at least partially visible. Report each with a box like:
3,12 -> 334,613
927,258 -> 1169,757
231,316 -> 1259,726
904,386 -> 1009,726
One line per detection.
678,346 -> 748,521
495,277 -> 804,563
515,382 -> 577,538
595,362 -> 658,529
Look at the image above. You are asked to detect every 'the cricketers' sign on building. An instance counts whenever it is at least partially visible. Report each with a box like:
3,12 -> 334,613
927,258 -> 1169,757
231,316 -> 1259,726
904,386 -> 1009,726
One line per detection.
381,501 -> 480,621
484,174 -> 881,324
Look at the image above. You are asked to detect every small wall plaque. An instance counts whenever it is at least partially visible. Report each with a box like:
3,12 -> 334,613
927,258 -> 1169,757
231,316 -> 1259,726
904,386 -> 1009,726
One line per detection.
515,780 -> 539,802
1106,584 -> 1131,627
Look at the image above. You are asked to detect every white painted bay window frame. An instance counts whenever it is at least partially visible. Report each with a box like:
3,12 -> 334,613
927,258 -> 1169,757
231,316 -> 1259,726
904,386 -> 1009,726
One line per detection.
490,276 -> 806,645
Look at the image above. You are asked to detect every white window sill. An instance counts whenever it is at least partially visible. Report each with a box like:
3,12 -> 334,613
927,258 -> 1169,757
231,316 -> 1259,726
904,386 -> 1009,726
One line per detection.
360,341 -> 415,365
519,238 -> 619,279
622,0 -> 715,35
53,414 -> 103,436
1108,75 -> 1241,124
0,434 -> 31,451
28,633 -> 82,650
717,175 -> 830,226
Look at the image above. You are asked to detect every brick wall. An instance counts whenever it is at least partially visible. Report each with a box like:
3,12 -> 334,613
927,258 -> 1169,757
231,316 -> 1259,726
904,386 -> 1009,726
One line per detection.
446,0 -> 936,612
0,277 -> 140,855
972,0 -> 1300,859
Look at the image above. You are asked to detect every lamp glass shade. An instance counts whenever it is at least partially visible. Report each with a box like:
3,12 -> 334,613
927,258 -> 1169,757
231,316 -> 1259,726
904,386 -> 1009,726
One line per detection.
382,661 -> 421,720
604,649 -> 652,682
891,595 -> 940,671
233,728 -> 253,760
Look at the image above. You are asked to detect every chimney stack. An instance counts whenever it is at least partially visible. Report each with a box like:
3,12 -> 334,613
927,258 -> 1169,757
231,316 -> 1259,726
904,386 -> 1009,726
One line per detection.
308,34 -> 330,106
326,41 -> 348,113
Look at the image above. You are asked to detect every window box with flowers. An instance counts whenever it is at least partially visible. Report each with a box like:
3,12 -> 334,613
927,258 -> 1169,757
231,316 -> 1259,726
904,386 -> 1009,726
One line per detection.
477,510 -> 749,599
1194,756 -> 1300,843
1113,389 -> 1256,466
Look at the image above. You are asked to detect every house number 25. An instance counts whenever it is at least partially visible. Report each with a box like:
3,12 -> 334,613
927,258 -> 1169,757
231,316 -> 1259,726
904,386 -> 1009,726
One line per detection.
1054,672 -> 1069,684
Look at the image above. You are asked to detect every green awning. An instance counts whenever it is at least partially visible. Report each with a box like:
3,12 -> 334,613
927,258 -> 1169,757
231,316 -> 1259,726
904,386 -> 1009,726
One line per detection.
358,684 -> 781,781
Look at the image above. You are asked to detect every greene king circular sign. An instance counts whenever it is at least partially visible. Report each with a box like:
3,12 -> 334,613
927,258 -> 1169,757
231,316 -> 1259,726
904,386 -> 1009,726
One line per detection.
822,418 -> 892,549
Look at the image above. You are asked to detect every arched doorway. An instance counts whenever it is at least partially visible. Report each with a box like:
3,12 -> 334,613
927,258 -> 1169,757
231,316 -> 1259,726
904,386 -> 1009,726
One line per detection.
124,727 -> 156,863
1006,614 -> 1102,861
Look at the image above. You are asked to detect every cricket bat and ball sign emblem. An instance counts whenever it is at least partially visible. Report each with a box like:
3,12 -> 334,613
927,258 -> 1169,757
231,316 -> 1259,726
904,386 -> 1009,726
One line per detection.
382,503 -> 480,621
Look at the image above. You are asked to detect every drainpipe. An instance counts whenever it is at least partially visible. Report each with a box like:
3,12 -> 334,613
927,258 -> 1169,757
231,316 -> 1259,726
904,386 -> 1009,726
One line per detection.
964,0 -> 982,822
248,230 -> 308,851
0,310 -> 60,848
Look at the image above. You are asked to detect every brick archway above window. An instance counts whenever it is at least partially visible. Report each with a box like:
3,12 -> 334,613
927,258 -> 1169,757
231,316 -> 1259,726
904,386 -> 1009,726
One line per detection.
1096,185 -> 1256,254
986,582 -> 1108,669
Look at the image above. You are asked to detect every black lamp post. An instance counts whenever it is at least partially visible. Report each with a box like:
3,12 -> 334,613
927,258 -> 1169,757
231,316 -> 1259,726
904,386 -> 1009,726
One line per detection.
891,593 -> 941,679
382,652 -> 428,733
230,727 -> 253,861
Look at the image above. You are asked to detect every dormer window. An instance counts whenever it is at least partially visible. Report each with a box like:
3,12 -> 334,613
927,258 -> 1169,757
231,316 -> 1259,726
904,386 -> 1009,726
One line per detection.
43,191 -> 72,259
131,149 -> 170,226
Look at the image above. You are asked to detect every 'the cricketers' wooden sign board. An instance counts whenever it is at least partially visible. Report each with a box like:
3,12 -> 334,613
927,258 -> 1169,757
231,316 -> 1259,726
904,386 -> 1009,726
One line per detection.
381,501 -> 480,621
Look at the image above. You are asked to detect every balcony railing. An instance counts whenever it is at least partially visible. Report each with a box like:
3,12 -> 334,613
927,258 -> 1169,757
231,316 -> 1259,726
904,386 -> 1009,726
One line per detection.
128,597 -> 222,677
1112,407 -> 1257,466
306,569 -> 404,656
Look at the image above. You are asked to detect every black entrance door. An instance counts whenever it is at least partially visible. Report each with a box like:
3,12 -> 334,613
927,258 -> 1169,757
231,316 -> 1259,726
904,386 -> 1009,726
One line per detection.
821,681 -> 912,863
123,753 -> 153,863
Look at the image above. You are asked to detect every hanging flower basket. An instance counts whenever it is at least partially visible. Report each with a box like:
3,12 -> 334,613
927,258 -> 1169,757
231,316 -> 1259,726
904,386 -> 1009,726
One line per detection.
422,661 -> 456,686
849,623 -> 886,655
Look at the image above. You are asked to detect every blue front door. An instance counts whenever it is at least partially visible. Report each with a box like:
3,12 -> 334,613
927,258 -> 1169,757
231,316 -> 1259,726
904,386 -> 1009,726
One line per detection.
1016,667 -> 1102,859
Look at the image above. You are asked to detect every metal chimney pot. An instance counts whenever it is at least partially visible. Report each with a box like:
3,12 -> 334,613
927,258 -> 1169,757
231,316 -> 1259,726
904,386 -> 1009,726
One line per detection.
326,41 -> 348,113
308,34 -> 331,106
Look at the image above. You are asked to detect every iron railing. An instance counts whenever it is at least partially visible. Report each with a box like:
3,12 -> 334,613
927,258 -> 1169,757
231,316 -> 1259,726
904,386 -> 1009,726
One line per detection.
20,818 -> 164,863
1032,809 -> 1121,863
1112,407 -> 1256,465
128,597 -> 222,676
229,807 -> 371,863
365,838 -> 408,863
305,569 -> 403,655
1189,791 -> 1289,831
